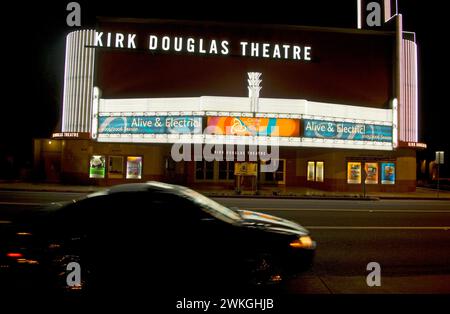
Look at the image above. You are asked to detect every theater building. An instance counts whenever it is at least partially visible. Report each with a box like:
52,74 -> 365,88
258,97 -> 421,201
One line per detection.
34,5 -> 424,192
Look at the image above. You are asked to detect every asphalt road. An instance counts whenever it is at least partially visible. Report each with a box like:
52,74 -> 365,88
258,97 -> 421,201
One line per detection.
220,197 -> 450,293
1,190 -> 450,293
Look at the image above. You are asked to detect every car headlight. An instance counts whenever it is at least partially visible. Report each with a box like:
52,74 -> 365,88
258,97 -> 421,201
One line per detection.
289,236 -> 315,249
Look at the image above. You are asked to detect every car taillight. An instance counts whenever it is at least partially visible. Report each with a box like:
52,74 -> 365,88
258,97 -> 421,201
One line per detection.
6,252 -> 23,258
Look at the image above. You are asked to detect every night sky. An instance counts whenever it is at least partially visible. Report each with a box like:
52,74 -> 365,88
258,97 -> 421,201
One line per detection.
2,0 -> 447,167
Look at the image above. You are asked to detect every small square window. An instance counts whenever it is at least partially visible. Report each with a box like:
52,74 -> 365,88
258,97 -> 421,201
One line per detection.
108,156 -> 124,179
307,161 -> 315,181
315,161 -> 324,182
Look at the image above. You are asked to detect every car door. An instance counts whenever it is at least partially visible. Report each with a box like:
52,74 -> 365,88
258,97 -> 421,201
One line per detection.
145,192 -> 243,290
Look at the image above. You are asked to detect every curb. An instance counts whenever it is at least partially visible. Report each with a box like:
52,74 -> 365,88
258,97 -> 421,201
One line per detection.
203,193 -> 381,201
375,197 -> 450,201
204,194 -> 450,201
1,187 -> 449,201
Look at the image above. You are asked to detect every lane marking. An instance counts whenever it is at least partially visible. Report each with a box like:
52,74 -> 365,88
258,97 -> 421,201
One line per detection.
0,202 -> 47,206
305,226 -> 450,230
242,207 -> 450,213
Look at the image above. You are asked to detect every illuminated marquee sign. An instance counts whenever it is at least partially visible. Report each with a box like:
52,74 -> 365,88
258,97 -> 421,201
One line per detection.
207,117 -> 300,137
399,141 -> 427,149
94,32 -> 312,61
303,119 -> 392,142
98,116 -> 202,135
52,132 -> 90,139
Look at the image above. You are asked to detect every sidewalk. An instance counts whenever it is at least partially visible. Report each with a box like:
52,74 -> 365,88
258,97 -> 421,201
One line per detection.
197,186 -> 450,200
0,181 -> 103,193
1,181 -> 450,200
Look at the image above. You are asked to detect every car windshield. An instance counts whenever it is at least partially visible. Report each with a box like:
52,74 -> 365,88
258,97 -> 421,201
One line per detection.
178,187 -> 241,224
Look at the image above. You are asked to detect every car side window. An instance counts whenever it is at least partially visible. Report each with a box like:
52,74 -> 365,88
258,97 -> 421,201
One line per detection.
149,192 -> 211,222
50,191 -> 212,238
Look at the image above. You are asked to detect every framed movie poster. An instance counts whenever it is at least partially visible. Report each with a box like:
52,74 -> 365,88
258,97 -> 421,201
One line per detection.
381,162 -> 395,184
365,162 -> 379,184
126,156 -> 143,179
347,162 -> 362,184
89,155 -> 106,178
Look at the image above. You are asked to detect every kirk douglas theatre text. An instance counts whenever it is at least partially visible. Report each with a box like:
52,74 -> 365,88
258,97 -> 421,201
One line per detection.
93,32 -> 313,61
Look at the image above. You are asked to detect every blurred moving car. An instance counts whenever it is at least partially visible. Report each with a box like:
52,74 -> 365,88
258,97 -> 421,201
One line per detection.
0,182 -> 315,295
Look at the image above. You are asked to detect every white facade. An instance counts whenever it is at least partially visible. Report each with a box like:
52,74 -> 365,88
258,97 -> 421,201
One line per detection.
400,37 -> 419,142
62,30 -> 95,132
60,25 -> 413,153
